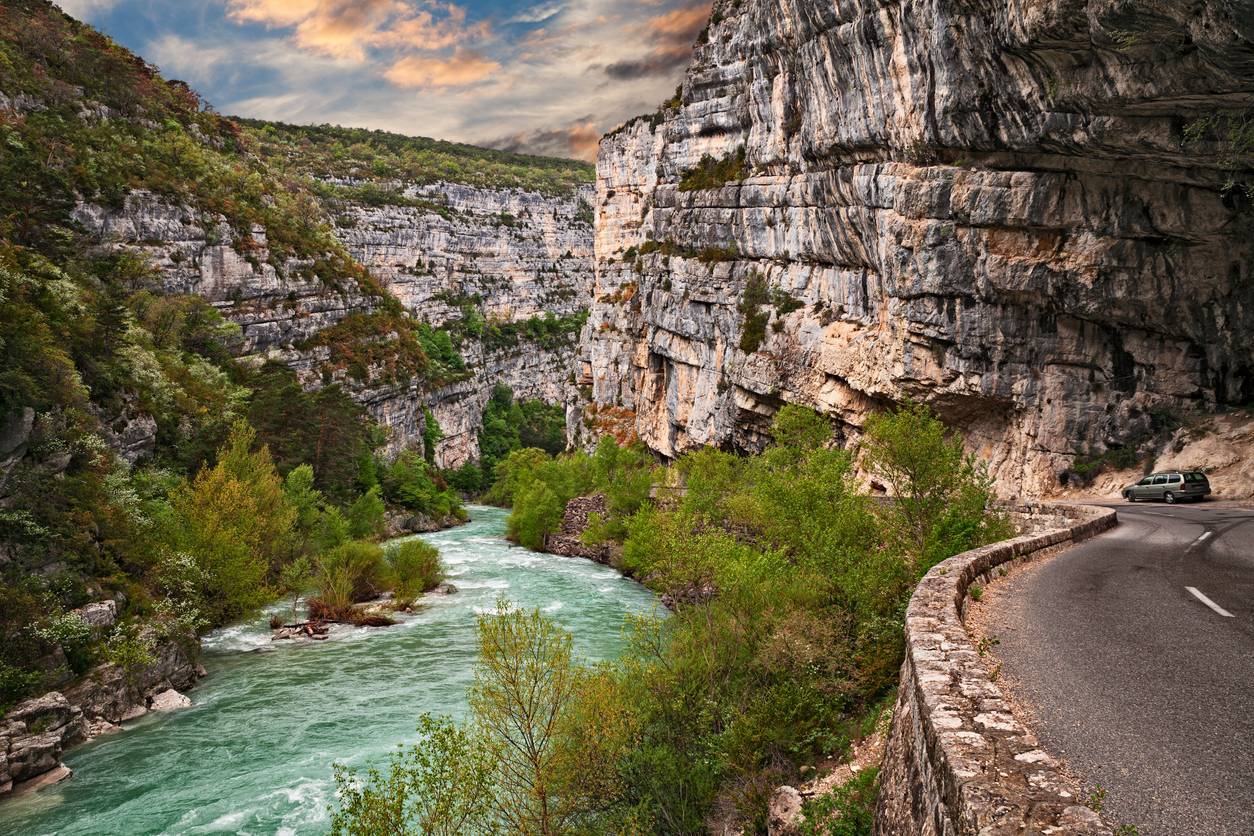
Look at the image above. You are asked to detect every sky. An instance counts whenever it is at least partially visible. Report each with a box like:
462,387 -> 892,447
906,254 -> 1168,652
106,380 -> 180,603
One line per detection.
56,0 -> 711,161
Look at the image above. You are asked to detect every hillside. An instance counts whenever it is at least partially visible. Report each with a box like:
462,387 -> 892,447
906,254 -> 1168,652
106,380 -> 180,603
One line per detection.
237,119 -> 594,198
0,0 -> 591,728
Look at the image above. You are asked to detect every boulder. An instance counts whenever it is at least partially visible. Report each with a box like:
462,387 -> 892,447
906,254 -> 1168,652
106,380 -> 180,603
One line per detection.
73,600 -> 118,630
5,692 -> 86,748
7,732 -> 65,783
148,689 -> 191,712
768,785 -> 804,835
435,582 -> 458,595
12,763 -> 72,795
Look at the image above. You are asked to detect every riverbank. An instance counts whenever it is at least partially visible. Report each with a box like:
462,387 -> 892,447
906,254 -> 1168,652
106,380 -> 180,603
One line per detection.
0,506 -> 657,834
1,508 -> 469,800
1,632 -> 202,797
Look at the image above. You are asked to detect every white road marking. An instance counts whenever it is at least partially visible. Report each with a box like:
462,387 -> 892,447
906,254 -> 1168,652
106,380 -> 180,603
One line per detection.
1185,586 -> 1235,618
1196,531 -> 1213,544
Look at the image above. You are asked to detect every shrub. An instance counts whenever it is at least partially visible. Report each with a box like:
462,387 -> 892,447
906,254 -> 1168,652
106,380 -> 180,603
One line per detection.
679,147 -> 748,191
388,539 -> 444,602
738,272 -> 771,353
331,714 -> 498,836
312,541 -> 390,617
508,479 -> 566,551
382,452 -> 463,520
104,623 -> 157,680
798,767 -> 879,836
861,401 -> 1012,570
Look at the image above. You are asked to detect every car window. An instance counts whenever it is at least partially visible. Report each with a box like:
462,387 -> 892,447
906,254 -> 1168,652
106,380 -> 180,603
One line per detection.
1168,474 -> 1182,483
1138,477 -> 1154,486
1184,472 -> 1205,483
1153,475 -> 1168,485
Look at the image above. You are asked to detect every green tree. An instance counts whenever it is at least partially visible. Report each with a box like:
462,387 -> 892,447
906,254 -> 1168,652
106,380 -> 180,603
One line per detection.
861,401 -> 1010,569
162,422 -> 297,625
331,714 -> 499,836
347,485 -> 387,540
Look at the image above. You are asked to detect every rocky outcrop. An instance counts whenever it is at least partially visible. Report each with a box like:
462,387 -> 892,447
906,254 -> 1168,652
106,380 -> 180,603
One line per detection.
874,503 -> 1117,835
0,635 -> 201,797
545,494 -> 615,564
577,0 -> 1254,495
75,177 -> 593,467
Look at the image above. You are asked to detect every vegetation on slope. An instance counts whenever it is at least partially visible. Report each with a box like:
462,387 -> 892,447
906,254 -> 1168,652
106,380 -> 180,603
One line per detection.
442,384 -> 568,497
0,2 -> 375,288
239,119 -> 595,198
0,1 -> 465,713
332,403 -> 1012,833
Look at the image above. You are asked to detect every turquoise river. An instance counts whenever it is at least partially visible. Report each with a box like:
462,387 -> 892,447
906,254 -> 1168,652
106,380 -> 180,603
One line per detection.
0,506 -> 659,835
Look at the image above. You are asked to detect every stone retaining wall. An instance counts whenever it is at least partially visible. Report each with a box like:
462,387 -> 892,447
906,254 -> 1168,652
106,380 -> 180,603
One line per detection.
875,504 -> 1118,835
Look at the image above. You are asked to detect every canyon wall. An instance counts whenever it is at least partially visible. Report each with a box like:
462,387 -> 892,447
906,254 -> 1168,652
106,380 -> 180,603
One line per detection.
77,180 -> 593,466
575,0 -> 1254,494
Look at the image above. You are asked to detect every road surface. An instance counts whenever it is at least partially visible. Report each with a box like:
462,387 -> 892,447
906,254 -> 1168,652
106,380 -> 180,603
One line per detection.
983,501 -> 1254,835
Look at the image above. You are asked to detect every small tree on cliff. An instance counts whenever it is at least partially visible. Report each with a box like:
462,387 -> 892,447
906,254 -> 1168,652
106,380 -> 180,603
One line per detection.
861,401 -> 1011,571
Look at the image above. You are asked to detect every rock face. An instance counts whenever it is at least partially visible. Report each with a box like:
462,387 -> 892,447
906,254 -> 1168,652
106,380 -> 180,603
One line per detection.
75,178 -> 593,466
332,182 -> 594,465
0,635 -> 201,797
576,0 -> 1254,495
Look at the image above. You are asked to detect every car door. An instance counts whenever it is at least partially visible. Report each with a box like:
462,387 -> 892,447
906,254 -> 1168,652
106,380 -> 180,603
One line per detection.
1133,476 -> 1155,498
1165,474 -> 1183,498
1150,474 -> 1169,499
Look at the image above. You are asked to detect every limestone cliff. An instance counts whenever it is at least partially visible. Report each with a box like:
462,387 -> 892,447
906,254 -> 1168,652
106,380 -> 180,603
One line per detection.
76,173 -> 593,468
576,0 -> 1254,495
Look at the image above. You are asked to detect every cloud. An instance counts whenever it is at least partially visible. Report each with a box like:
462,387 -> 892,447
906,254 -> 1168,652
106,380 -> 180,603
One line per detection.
508,2 -> 565,24
488,116 -> 602,161
603,2 -> 710,80
55,0 -> 120,18
384,50 -> 500,88
224,0 -> 488,63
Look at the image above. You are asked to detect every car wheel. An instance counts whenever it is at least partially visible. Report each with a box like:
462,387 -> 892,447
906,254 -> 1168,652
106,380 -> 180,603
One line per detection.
1164,491 -> 1175,504
1124,491 -> 1135,502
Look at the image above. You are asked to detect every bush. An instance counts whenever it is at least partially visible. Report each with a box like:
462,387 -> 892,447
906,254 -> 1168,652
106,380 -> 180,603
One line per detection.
495,437 -> 654,550
312,541 -> 390,616
679,147 -> 748,191
798,767 -> 879,836
388,539 -> 444,602
861,401 -> 1012,570
382,451 -> 463,520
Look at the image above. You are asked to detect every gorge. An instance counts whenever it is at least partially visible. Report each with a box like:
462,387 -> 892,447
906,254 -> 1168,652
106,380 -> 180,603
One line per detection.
1,0 -> 1252,832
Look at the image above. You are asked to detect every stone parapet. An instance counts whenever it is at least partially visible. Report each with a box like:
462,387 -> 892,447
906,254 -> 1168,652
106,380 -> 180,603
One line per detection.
875,504 -> 1118,835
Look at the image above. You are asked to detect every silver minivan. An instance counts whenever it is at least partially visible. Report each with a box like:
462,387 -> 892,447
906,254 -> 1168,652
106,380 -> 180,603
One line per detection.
1122,471 -> 1211,503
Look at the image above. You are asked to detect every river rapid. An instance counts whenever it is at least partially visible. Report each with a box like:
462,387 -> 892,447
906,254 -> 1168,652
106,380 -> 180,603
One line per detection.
0,506 -> 658,835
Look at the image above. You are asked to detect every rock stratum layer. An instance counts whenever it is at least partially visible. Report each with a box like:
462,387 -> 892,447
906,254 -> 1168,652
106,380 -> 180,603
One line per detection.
78,178 -> 593,467
577,0 -> 1254,494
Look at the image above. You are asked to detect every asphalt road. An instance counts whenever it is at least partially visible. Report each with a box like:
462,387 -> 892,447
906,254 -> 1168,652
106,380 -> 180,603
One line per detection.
985,501 -> 1254,836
